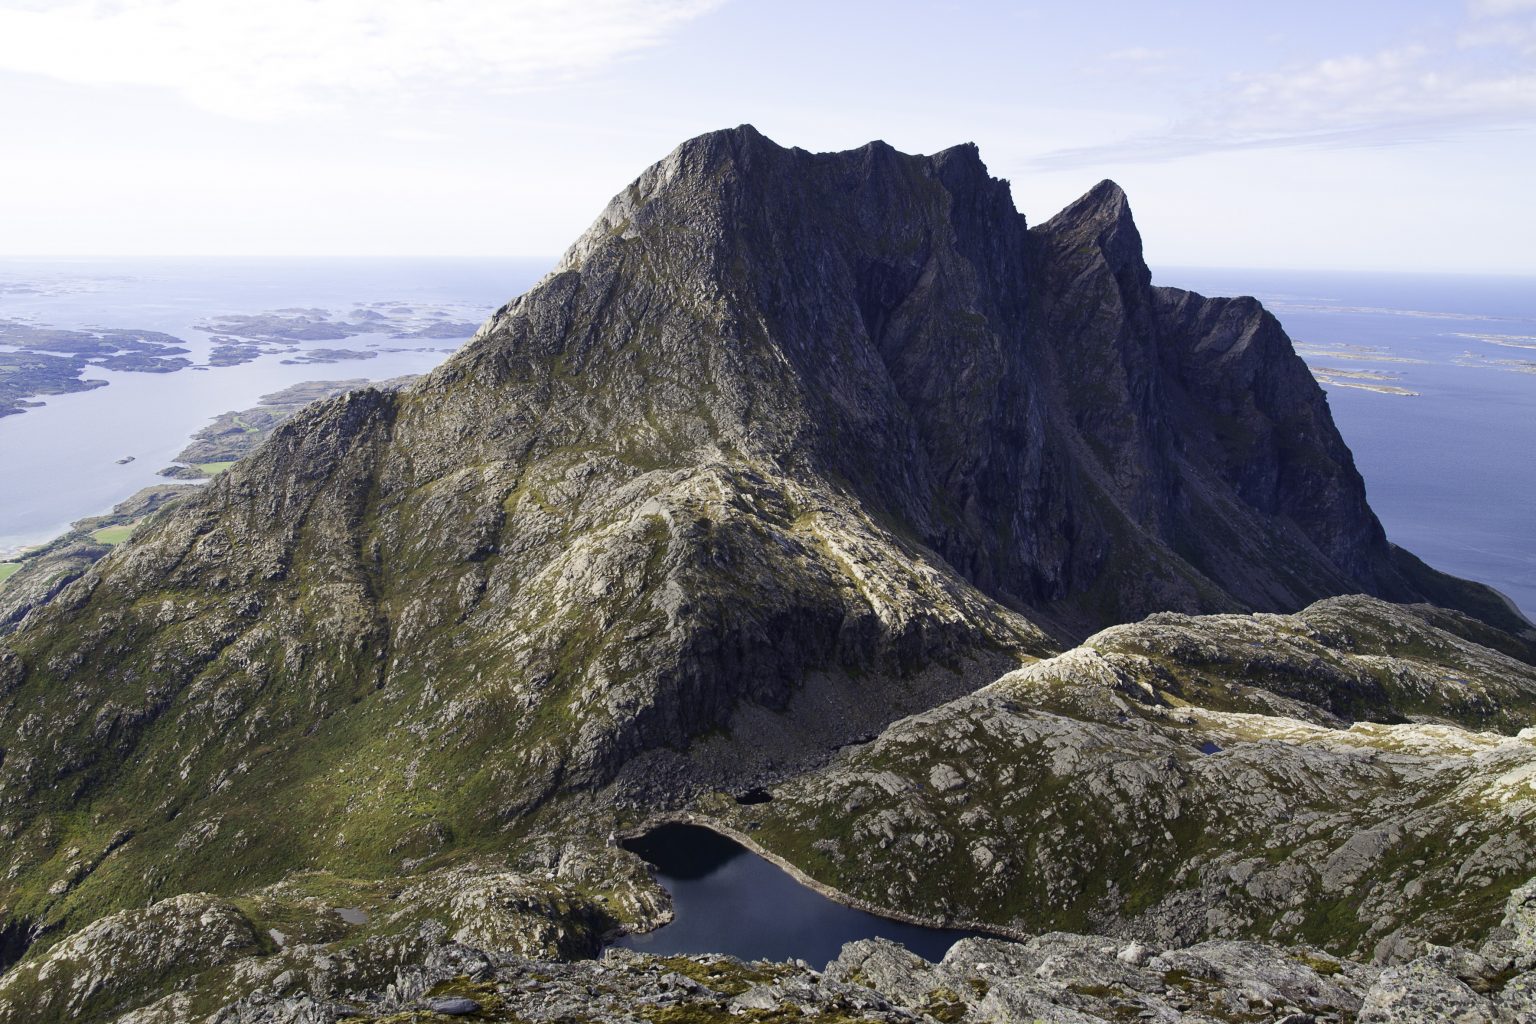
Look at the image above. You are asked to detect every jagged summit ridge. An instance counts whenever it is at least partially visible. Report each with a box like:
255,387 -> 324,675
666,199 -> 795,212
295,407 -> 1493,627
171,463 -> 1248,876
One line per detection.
557,125 -> 1012,275
475,125 -> 1515,632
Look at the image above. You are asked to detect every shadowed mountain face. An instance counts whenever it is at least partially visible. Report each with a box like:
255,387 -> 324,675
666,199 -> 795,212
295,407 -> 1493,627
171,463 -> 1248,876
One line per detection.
507,126 -> 1514,634
0,127 -> 1530,943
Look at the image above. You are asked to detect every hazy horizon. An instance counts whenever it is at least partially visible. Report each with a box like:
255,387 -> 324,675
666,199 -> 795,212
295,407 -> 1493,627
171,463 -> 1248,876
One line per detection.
6,253 -> 1536,283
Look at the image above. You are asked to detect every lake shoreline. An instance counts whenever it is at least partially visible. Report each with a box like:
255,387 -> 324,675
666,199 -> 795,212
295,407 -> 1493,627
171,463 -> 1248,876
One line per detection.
616,812 -> 1034,947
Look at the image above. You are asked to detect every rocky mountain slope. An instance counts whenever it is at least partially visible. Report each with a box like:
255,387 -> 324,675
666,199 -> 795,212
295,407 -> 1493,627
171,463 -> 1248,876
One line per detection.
725,596 -> 1536,959
0,380 -> 419,634
0,484 -> 196,632
2,127 -> 1535,1020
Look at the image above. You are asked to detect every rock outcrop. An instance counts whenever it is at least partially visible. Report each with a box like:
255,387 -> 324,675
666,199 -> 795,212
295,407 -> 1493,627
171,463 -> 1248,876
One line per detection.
5,877 -> 1536,1022
0,484 -> 196,632
734,596 -> 1536,956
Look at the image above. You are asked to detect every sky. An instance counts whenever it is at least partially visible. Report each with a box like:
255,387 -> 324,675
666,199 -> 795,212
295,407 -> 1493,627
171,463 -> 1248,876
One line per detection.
1,0 -> 1534,273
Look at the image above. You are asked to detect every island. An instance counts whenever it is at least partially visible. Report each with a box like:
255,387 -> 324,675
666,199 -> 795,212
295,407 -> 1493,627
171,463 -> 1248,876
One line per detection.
1307,364 -> 1421,396
0,320 -> 193,415
0,300 -> 482,412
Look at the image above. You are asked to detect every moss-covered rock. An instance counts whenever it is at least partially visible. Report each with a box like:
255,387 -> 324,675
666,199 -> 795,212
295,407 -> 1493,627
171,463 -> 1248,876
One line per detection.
0,893 -> 259,1023
738,596 -> 1536,957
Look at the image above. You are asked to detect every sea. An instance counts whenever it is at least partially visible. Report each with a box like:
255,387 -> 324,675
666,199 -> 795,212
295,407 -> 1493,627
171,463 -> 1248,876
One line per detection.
0,257 -> 545,557
0,259 -> 1531,621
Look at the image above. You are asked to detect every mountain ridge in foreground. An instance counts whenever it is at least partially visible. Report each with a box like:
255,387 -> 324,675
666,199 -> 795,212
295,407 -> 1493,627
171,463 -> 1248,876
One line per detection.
2,126 -> 1535,1022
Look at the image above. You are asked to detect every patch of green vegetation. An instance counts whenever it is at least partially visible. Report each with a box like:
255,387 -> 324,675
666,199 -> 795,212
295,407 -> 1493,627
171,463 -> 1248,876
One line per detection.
427,977 -> 504,1006
89,523 -> 138,545
336,976 -> 510,1021
745,705 -> 1233,940
341,1007 -> 512,1024
644,1004 -> 867,1024
650,956 -> 794,996
1161,969 -> 1198,992
229,871 -> 389,952
1277,815 -> 1523,955
1292,952 -> 1343,977
0,562 -> 19,585
921,986 -> 968,1023
1470,963 -> 1521,995
198,461 -> 237,476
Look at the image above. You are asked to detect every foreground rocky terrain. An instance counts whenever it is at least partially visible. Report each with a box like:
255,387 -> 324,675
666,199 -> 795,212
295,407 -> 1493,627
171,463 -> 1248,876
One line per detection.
2,128 -> 1535,1020
727,596 -> 1536,958
1,869 -> 1533,1022
9,590 -> 1530,1021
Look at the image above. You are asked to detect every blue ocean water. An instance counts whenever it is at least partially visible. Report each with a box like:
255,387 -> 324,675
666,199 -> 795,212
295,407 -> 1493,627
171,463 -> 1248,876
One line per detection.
0,257 -> 546,555
1161,268 -> 1536,621
1,259 -> 1531,623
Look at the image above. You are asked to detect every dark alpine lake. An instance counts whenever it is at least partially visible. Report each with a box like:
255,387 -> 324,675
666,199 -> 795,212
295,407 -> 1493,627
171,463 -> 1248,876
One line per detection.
615,823 -> 984,964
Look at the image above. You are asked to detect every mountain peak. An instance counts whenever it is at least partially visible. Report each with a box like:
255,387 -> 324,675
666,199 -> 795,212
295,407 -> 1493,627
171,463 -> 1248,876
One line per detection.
1,131 -> 1527,959
1088,177 -> 1128,203
488,133 -> 1503,638
1042,178 -> 1130,223
669,122 -> 778,167
555,124 -> 1020,285
1,130 -> 1534,1022
1038,177 -> 1142,276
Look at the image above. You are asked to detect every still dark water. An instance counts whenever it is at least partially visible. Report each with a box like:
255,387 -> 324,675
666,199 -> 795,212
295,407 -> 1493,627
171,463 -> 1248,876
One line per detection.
615,823 -> 983,964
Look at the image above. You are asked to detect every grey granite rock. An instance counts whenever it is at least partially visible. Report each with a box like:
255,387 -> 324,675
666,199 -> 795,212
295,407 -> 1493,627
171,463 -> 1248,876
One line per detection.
0,867 -> 1522,1024
1358,959 -> 1495,1022
424,996 -> 479,1015
0,894 -> 260,1024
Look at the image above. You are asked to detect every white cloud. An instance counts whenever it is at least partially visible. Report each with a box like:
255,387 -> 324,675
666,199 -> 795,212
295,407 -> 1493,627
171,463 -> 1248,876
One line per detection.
1459,22 -> 1536,49
1034,28 -> 1536,168
1461,0 -> 1536,52
1470,0 -> 1536,16
0,0 -> 724,119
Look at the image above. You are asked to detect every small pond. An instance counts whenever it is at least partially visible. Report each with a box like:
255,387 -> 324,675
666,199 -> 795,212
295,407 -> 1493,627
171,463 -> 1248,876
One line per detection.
615,823 -> 985,964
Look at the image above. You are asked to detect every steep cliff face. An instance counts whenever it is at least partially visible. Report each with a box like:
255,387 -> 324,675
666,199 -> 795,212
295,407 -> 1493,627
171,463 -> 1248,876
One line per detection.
497,124 -> 1513,634
0,127 -> 1529,948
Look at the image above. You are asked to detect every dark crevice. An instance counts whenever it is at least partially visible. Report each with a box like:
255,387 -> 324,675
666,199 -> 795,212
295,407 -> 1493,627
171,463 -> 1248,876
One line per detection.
0,916 -> 36,975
